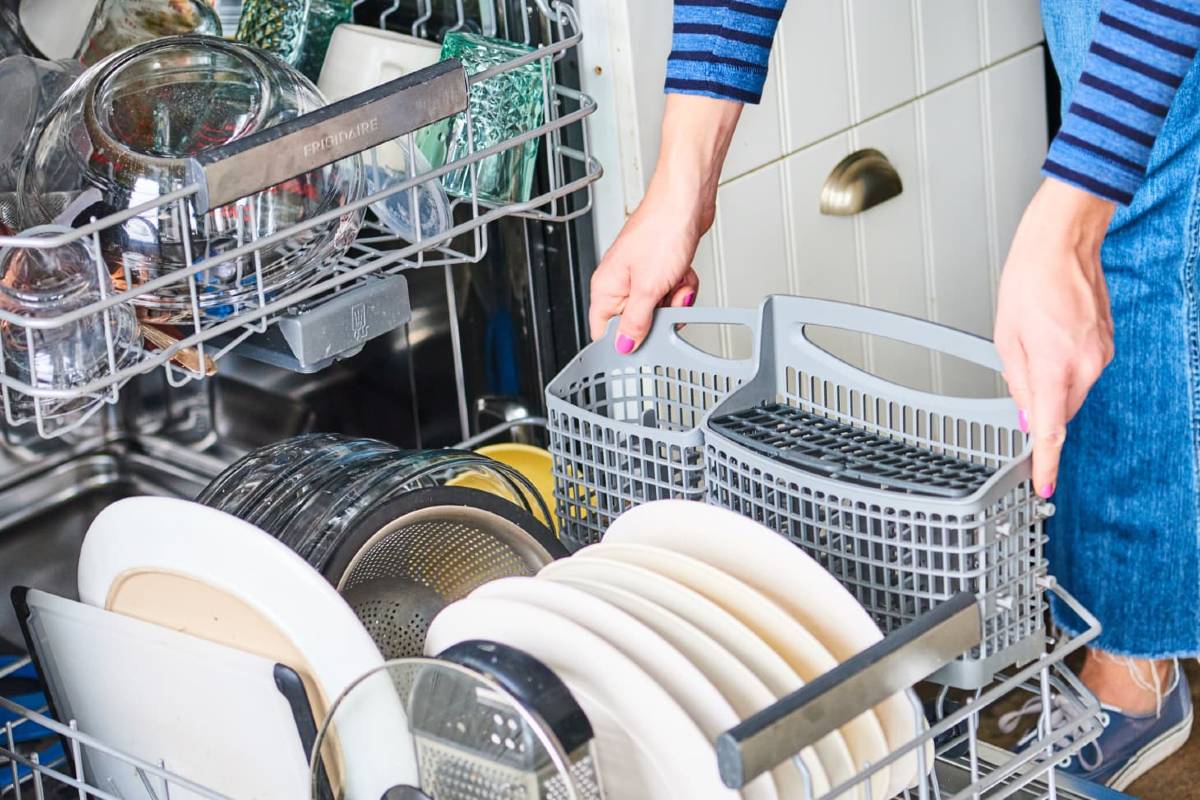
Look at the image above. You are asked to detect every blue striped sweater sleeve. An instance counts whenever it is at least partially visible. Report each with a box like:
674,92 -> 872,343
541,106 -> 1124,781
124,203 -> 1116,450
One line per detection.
1045,0 -> 1200,204
665,0 -> 787,104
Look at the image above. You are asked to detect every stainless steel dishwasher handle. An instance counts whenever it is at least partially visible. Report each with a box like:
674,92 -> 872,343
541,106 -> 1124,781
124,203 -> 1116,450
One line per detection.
185,58 -> 470,213
715,592 -> 983,789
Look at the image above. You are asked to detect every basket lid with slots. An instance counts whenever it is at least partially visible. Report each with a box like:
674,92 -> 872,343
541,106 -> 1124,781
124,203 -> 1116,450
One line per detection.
708,403 -> 997,498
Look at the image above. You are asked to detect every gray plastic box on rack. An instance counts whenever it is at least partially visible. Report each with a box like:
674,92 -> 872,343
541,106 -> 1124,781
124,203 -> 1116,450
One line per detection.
546,307 -> 759,549
703,296 -> 1047,689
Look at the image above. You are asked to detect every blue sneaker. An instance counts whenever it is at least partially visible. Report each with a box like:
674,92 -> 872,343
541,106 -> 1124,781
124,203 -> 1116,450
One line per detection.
1003,664 -> 1193,791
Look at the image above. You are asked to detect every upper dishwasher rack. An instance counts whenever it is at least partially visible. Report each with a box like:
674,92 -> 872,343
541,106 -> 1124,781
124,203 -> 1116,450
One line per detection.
0,0 -> 599,439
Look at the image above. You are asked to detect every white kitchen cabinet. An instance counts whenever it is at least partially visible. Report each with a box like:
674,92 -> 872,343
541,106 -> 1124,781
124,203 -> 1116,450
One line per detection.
917,0 -> 984,92
983,0 -> 1044,63
698,50 -> 1046,396
847,0 -> 919,122
778,0 -> 854,155
580,0 -> 1046,249
850,103 -> 935,391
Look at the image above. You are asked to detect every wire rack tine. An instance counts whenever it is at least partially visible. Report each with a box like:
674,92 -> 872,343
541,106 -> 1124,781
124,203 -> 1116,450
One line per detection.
412,0 -> 432,37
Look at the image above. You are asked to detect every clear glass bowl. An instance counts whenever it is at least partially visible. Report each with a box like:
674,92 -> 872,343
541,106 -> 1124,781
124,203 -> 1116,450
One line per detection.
18,36 -> 365,323
363,139 -> 451,244
0,224 -> 140,425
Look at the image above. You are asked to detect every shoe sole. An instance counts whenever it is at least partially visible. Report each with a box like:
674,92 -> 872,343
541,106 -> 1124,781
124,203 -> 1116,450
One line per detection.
1106,708 -> 1194,792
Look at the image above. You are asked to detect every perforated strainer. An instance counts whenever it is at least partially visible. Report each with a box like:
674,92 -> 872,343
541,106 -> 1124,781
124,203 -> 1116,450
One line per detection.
328,487 -> 566,658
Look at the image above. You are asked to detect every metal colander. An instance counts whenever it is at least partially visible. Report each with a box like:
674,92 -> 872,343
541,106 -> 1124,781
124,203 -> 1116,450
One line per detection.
341,577 -> 446,661
330,488 -> 565,659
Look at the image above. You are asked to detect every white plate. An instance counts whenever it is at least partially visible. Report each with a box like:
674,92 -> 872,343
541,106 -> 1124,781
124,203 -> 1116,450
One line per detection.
581,541 -> 886,800
469,577 -> 775,800
426,595 -> 736,800
542,569 -> 823,799
76,496 -> 417,800
605,500 -> 929,794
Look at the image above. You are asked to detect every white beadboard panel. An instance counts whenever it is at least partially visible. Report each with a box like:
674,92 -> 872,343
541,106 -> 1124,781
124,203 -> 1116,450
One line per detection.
985,48 -> 1047,266
678,231 -> 728,357
846,0 -> 918,123
783,133 -> 866,367
715,164 -> 790,358
721,50 -> 786,182
919,74 -> 999,397
915,0 -> 983,93
851,103 -> 935,391
777,0 -> 853,154
982,0 -> 1043,64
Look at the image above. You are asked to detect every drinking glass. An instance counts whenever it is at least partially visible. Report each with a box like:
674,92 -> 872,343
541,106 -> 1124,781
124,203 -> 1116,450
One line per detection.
0,225 -> 140,427
236,0 -> 351,81
417,31 -> 548,205
76,0 -> 223,66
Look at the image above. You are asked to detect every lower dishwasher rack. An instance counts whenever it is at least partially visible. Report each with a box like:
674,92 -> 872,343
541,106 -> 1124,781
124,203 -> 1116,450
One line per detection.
0,578 -> 1108,800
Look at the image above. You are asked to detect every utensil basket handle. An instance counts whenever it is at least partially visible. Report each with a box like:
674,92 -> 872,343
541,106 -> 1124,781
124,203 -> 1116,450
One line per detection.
185,59 -> 470,212
590,306 -> 760,376
764,296 -> 1003,374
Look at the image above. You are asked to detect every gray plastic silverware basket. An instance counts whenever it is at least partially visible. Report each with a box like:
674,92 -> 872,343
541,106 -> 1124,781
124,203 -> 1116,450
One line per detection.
546,307 -> 759,550
704,296 -> 1046,689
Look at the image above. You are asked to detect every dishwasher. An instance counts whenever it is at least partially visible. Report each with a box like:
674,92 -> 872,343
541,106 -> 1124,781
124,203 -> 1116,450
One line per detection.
0,1 -> 1121,798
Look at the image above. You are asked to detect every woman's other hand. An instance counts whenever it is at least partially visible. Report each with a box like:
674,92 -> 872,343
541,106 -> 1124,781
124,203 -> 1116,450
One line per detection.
994,179 -> 1116,499
589,94 -> 742,352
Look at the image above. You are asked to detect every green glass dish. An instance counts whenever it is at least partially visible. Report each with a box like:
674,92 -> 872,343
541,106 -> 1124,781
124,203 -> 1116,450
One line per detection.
236,0 -> 351,81
417,31 -> 548,206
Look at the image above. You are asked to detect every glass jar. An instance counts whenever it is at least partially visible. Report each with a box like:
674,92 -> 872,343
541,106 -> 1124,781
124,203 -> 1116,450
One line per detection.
417,31 -> 548,206
0,55 -> 82,194
77,0 -> 223,67
18,36 -> 365,323
236,0 -> 351,81
0,225 -> 140,426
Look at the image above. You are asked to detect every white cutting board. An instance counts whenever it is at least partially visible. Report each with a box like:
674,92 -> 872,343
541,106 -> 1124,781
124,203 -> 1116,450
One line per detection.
19,589 -> 312,800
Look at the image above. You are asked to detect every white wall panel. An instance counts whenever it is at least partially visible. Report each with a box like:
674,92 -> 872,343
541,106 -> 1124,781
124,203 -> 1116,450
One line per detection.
982,0 -> 1043,63
916,0 -> 983,92
784,134 -> 865,367
778,0 -> 854,153
851,103 -> 935,390
920,75 -> 999,396
847,0 -> 918,122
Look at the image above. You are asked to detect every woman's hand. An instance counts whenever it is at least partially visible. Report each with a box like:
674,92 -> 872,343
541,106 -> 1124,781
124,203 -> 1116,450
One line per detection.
994,179 -> 1116,498
589,94 -> 742,352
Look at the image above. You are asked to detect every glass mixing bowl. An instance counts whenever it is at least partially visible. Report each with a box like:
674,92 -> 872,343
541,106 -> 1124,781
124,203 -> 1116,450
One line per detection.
18,36 -> 364,323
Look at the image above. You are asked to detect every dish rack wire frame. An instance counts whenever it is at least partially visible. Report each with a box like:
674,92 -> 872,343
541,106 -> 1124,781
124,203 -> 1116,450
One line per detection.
0,578 -> 1103,800
545,306 -> 760,550
0,0 -> 600,441
703,296 -> 1042,690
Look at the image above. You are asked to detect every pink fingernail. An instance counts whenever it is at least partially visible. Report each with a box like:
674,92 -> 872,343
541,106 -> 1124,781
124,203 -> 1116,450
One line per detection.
684,292 -> 696,307
1018,409 -> 1029,434
616,334 -> 635,354
1039,483 -> 1055,499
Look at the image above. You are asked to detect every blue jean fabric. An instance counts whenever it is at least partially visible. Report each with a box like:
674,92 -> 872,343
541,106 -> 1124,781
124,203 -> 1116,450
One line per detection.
1043,0 -> 1200,657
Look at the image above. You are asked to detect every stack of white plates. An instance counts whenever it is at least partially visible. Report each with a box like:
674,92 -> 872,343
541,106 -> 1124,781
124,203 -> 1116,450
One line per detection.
426,499 -> 933,800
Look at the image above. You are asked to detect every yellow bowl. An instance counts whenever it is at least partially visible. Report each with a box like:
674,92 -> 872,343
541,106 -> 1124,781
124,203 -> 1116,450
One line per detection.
446,444 -> 558,533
